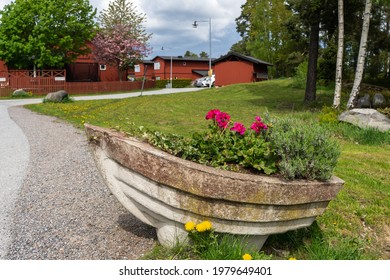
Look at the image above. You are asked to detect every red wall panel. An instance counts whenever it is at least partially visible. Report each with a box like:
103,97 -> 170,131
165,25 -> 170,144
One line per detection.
214,61 -> 254,86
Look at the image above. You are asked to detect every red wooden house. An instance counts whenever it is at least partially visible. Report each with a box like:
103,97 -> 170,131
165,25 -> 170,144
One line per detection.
134,52 -> 272,86
135,56 -> 212,81
213,52 -> 272,87
66,42 -> 128,82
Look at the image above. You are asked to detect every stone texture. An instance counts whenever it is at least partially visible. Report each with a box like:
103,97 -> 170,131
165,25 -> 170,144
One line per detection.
339,108 -> 390,132
372,93 -> 387,109
45,90 -> 68,102
357,93 -> 371,108
85,124 -> 344,249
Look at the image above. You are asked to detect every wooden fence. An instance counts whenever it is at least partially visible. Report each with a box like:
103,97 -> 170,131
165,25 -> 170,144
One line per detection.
0,69 -> 156,97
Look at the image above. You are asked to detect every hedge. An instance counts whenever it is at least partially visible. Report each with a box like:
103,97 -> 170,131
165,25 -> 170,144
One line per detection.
155,79 -> 192,88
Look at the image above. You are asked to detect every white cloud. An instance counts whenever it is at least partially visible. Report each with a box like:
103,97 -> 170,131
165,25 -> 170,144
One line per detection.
0,0 -> 245,58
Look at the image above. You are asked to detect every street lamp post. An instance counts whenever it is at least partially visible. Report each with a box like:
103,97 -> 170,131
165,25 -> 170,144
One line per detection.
193,17 -> 212,88
161,47 -> 173,88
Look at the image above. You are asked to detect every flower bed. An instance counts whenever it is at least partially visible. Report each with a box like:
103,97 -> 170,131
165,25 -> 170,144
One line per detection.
146,109 -> 341,181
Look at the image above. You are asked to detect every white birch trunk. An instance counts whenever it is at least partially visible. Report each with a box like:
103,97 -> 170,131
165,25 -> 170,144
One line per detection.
347,0 -> 372,109
333,0 -> 344,109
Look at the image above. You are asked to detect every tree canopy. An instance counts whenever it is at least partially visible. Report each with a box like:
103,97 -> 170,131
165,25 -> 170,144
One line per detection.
233,0 -> 390,91
0,0 -> 97,69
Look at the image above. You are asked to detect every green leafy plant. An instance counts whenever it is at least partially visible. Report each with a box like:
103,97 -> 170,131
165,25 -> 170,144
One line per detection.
377,107 -> 390,117
270,118 -> 340,181
147,109 -> 340,181
147,109 -> 278,175
184,221 -> 271,260
292,60 -> 308,89
155,79 -> 192,88
318,106 -> 339,124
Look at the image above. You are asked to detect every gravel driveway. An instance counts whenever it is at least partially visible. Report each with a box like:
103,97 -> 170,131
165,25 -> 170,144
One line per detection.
5,106 -> 157,259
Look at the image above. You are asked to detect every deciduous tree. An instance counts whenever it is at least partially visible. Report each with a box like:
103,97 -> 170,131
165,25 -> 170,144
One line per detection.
92,0 -> 152,80
333,0 -> 345,109
347,0 -> 373,109
0,0 -> 97,69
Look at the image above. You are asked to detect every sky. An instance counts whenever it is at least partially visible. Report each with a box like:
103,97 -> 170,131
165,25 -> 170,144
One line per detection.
0,0 -> 246,59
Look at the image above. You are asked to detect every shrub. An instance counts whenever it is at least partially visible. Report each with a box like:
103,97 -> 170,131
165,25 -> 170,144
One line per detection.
269,118 -> 340,181
291,60 -> 308,89
318,106 -> 339,124
155,79 -> 192,88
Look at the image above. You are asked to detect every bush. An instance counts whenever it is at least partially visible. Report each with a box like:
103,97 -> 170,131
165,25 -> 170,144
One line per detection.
270,118 -> 340,181
291,60 -> 308,89
318,106 -> 339,124
155,79 -> 192,88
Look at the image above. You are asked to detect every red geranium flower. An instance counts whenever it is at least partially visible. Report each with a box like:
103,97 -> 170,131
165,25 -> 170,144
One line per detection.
250,116 -> 268,134
230,122 -> 246,135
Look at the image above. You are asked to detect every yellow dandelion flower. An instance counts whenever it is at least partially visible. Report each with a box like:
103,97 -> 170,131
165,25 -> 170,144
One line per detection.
184,221 -> 196,231
242,254 -> 253,260
288,257 -> 297,260
196,221 -> 213,232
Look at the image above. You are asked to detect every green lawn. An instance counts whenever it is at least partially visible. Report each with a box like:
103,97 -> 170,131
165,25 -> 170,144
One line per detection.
26,79 -> 390,259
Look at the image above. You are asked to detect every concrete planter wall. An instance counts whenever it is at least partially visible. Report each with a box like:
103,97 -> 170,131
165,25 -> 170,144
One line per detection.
85,124 -> 344,249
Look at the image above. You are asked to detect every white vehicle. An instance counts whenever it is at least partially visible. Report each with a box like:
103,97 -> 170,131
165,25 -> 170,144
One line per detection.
194,74 -> 215,87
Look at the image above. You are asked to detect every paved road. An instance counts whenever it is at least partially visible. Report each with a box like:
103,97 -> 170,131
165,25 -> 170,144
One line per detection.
0,87 -> 205,258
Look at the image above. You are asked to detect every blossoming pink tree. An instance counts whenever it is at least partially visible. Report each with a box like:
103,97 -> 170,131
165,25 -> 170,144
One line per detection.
92,0 -> 152,81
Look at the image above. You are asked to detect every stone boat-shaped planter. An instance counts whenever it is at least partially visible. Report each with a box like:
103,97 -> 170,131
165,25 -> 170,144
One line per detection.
85,124 -> 344,249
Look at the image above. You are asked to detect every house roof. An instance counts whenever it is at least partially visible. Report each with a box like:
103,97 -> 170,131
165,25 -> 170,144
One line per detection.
213,52 -> 273,66
152,56 -> 215,62
143,60 -> 154,64
192,70 -> 209,76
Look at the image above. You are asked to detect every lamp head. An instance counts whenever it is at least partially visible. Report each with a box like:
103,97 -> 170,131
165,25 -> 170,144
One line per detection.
192,21 -> 198,28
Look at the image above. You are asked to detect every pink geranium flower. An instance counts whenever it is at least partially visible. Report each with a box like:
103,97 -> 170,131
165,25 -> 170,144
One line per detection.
230,122 -> 246,135
250,116 -> 268,134
215,111 -> 231,129
205,109 -> 221,120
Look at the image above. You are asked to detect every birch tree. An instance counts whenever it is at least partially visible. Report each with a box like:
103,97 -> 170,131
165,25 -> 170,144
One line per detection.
347,0 -> 373,109
333,0 -> 345,109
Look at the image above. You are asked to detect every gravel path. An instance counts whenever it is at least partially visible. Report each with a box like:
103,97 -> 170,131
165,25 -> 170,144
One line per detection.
5,106 -> 157,259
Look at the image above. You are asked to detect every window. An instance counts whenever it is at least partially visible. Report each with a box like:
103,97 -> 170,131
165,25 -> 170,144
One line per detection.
100,64 -> 107,71
154,62 -> 161,70
134,65 -> 141,73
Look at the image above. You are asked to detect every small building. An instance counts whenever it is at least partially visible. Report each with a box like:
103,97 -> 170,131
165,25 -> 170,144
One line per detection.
134,60 -> 155,80
66,42 -> 127,82
135,56 -> 213,81
213,52 -> 272,87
